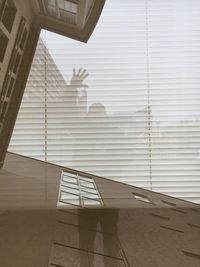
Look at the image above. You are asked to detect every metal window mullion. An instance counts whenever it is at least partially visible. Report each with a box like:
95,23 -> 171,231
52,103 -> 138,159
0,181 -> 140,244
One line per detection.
92,180 -> 104,207
77,173 -> 83,207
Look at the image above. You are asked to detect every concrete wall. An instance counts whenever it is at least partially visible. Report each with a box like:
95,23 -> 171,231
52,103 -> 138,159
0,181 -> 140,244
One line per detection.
0,153 -> 199,266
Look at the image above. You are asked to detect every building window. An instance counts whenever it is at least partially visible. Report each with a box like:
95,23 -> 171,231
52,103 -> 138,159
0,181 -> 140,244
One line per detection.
0,101 -> 8,123
6,77 -> 14,97
0,29 -> 8,62
57,171 -> 104,208
0,17 -> 28,134
132,192 -> 153,204
12,52 -> 21,74
0,0 -> 16,33
161,200 -> 176,207
45,0 -> 77,25
58,0 -> 78,14
19,28 -> 28,50
0,0 -> 3,9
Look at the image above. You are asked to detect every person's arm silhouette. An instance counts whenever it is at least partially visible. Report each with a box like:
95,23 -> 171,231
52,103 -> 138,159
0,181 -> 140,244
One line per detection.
70,68 -> 89,88
65,68 -> 89,110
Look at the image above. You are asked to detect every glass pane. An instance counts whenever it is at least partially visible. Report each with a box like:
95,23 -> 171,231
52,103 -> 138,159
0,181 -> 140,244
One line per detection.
81,187 -> 98,194
62,175 -> 78,184
61,187 -> 79,195
79,176 -> 93,183
83,198 -> 101,207
62,181 -> 79,189
81,191 -> 99,199
60,191 -> 79,200
80,180 -> 95,188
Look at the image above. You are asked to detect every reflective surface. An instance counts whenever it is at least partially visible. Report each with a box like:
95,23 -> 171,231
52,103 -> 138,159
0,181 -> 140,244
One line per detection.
0,153 -> 200,266
9,0 -> 200,203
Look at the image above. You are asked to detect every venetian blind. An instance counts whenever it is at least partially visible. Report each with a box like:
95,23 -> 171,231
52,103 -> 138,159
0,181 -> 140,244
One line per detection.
10,0 -> 200,203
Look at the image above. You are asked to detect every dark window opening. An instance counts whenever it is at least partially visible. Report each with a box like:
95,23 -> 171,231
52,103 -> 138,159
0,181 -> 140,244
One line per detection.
162,200 -> 176,207
149,213 -> 170,221
6,77 -> 14,98
0,0 -> 16,33
19,28 -> 28,50
182,250 -> 200,260
0,0 -> 4,18
13,52 -> 21,74
0,29 -> 8,62
160,225 -> 184,233
0,74 -> 9,98
0,101 -> 8,122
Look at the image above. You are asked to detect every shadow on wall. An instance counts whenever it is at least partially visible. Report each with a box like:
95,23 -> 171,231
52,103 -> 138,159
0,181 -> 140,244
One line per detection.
78,209 -> 121,266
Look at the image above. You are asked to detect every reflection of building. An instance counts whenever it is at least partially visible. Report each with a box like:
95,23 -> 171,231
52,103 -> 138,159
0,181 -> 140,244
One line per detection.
0,152 -> 199,267
0,0 -> 105,166
9,37 -> 71,161
10,63 -> 200,203
9,37 -> 91,164
11,73 -> 152,188
9,39 -> 152,190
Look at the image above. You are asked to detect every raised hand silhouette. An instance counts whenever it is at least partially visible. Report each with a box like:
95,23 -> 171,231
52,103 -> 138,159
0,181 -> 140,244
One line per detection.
70,68 -> 89,88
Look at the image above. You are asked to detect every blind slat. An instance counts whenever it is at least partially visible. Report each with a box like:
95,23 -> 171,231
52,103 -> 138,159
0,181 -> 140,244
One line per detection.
9,0 -> 200,203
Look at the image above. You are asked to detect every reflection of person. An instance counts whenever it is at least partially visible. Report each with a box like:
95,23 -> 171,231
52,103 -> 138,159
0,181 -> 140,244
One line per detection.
86,103 -> 125,175
79,209 -> 119,267
88,103 -> 107,117
71,100 -> 126,178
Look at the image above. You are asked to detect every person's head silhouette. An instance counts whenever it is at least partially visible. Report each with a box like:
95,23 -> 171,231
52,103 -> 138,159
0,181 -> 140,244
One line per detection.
88,103 -> 107,118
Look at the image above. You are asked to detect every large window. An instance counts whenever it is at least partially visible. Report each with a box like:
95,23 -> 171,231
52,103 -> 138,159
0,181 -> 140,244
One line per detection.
10,0 -> 200,204
58,171 -> 103,208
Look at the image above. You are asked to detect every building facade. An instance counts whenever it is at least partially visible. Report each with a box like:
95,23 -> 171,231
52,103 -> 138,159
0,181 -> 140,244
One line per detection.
0,152 -> 199,267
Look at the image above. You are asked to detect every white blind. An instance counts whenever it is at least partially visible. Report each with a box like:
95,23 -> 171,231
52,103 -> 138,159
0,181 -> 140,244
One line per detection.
10,0 -> 200,203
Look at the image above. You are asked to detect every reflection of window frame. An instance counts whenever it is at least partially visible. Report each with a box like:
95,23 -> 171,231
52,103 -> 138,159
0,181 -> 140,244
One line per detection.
45,0 -> 78,25
0,17 -> 28,132
0,0 -> 16,33
57,171 -> 104,208
58,0 -> 78,14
